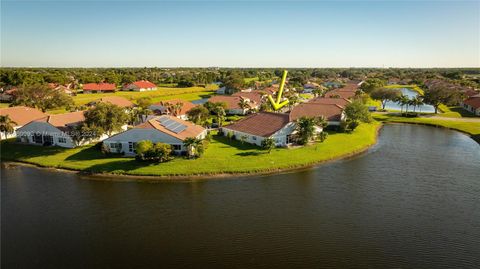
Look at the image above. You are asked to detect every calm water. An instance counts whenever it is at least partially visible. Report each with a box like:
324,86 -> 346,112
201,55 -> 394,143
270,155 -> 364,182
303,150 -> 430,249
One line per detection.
2,124 -> 480,268
384,88 -> 435,113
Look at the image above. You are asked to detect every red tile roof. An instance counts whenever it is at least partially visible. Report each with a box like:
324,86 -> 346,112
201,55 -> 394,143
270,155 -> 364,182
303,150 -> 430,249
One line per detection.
134,115 -> 205,140
36,111 -> 85,128
463,97 -> 480,109
99,96 -> 135,108
309,97 -> 350,107
131,80 -> 157,89
149,100 -> 197,116
209,96 -> 244,110
232,91 -> 263,104
0,106 -> 47,127
223,112 -> 290,137
83,83 -> 116,91
290,103 -> 344,122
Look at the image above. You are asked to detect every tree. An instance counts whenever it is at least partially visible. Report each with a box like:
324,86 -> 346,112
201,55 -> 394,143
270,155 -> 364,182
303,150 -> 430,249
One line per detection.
83,103 -> 128,137
261,137 -> 276,153
12,84 -> 74,112
360,78 -> 386,93
396,94 -> 410,114
135,140 -> 154,156
318,131 -> 328,143
344,100 -> 371,128
423,84 -> 463,114
135,140 -> 172,162
186,106 -> 210,125
136,96 -> 152,109
212,106 -> 226,127
370,88 -> 401,110
238,98 -> 251,112
183,137 -> 204,158
410,96 -> 424,113
295,116 -> 318,145
0,115 -> 17,138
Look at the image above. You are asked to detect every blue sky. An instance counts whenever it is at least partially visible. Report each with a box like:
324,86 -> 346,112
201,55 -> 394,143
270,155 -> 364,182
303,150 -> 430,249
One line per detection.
1,0 -> 479,67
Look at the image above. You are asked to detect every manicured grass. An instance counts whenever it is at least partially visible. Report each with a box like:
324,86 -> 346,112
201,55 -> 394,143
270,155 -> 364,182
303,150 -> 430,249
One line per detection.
243,77 -> 259,83
1,122 -> 380,177
73,85 -> 218,106
373,113 -> 480,142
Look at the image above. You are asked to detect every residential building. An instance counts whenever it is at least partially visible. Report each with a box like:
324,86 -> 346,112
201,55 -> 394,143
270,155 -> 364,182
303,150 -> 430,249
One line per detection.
93,96 -> 135,108
83,83 -> 117,93
122,80 -> 157,91
16,111 -> 87,148
461,95 -> 480,116
0,106 -> 47,139
208,95 -> 258,115
103,115 -> 207,156
148,100 -> 197,120
290,103 -> 346,125
221,112 -> 295,147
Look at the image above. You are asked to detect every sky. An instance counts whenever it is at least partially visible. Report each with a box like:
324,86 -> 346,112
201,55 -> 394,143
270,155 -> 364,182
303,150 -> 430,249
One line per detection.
1,0 -> 479,68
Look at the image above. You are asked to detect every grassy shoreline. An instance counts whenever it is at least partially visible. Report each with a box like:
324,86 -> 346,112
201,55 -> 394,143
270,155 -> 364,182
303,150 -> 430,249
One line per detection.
373,113 -> 480,143
1,122 -> 381,179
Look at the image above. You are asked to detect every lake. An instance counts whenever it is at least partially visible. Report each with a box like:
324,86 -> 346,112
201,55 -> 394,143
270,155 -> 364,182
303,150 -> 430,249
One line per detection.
2,124 -> 479,268
384,88 -> 436,113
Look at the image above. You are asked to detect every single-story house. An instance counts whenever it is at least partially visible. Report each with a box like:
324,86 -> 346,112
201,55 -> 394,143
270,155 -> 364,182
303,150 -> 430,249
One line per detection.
103,115 -> 207,156
83,83 -> 117,93
461,95 -> 480,116
122,80 -> 157,91
16,111 -> 87,148
232,91 -> 263,104
308,97 -> 350,107
208,96 -> 258,115
290,103 -> 346,126
0,87 -> 17,101
0,106 -> 47,139
148,100 -> 197,120
221,112 -> 296,147
93,96 -> 135,109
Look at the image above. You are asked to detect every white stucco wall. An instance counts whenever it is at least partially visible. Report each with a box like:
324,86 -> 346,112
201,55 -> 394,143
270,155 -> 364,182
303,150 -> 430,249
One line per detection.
16,122 -> 76,148
222,122 -> 296,147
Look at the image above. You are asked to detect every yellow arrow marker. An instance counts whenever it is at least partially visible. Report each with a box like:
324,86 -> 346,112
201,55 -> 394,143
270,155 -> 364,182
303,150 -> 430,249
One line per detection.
268,70 -> 289,110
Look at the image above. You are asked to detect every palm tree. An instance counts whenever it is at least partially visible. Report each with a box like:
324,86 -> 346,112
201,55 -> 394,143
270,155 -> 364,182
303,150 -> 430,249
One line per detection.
183,137 -> 203,158
287,94 -> 299,110
396,94 -> 410,114
0,115 -> 17,139
213,106 -> 226,127
410,96 -> 424,113
238,98 -> 251,112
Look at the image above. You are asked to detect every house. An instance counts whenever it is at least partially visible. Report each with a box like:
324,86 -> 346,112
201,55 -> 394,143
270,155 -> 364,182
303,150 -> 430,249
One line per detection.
221,112 -> 296,147
0,106 -> 47,139
208,96 -> 258,115
83,83 -> 117,93
461,95 -> 480,116
103,115 -> 207,156
94,96 -> 135,108
123,80 -> 157,91
232,91 -> 263,104
148,100 -> 197,120
324,83 -> 359,99
47,83 -> 73,95
16,111 -> 87,148
290,103 -> 346,126
309,97 -> 350,107
0,87 -> 17,102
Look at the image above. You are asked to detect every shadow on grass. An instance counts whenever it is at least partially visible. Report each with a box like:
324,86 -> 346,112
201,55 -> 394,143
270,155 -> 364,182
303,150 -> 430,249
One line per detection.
213,135 -> 261,151
84,159 -> 151,174
448,106 -> 476,118
65,145 -> 105,161
235,151 -> 264,157
0,141 -> 69,160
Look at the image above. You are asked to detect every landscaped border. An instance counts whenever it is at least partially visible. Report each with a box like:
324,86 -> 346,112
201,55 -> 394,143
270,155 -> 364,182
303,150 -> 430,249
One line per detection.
1,123 -> 382,180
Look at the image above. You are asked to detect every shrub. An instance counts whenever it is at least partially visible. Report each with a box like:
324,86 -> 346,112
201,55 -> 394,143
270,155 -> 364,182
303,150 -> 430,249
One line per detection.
135,140 -> 172,163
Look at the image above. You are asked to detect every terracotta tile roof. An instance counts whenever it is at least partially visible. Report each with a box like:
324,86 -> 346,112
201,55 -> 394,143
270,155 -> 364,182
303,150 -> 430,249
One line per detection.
463,97 -> 480,109
135,115 -> 205,140
309,97 -> 350,107
290,103 -> 344,122
232,91 -> 263,104
99,96 -> 135,108
36,111 -> 85,129
325,89 -> 356,99
223,112 -> 290,137
208,96 -> 243,110
83,83 -> 116,91
131,80 -> 157,89
149,99 -> 196,116
0,106 -> 47,127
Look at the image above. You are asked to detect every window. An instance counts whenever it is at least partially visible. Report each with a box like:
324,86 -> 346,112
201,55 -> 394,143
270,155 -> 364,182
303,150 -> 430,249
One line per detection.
128,142 -> 136,152
58,137 -> 67,143
110,142 -> 122,151
252,136 -> 257,141
32,134 -> 42,144
172,144 -> 182,151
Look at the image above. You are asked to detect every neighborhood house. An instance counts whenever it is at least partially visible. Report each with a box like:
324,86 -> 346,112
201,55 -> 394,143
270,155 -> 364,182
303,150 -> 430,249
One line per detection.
16,111 -> 87,148
103,115 -> 207,156
461,95 -> 480,116
290,102 -> 346,126
148,100 -> 197,120
221,112 -> 296,147
94,96 -> 135,108
83,83 -> 117,93
208,95 -> 258,115
122,80 -> 157,91
0,106 -> 47,139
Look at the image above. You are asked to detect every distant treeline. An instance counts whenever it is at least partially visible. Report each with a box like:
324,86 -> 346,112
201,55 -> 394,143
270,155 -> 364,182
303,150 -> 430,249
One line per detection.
1,67 -> 479,89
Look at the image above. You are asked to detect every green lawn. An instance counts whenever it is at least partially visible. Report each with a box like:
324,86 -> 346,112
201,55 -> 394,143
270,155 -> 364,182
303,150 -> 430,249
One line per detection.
243,77 -> 259,83
1,122 -> 380,177
373,113 -> 480,142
